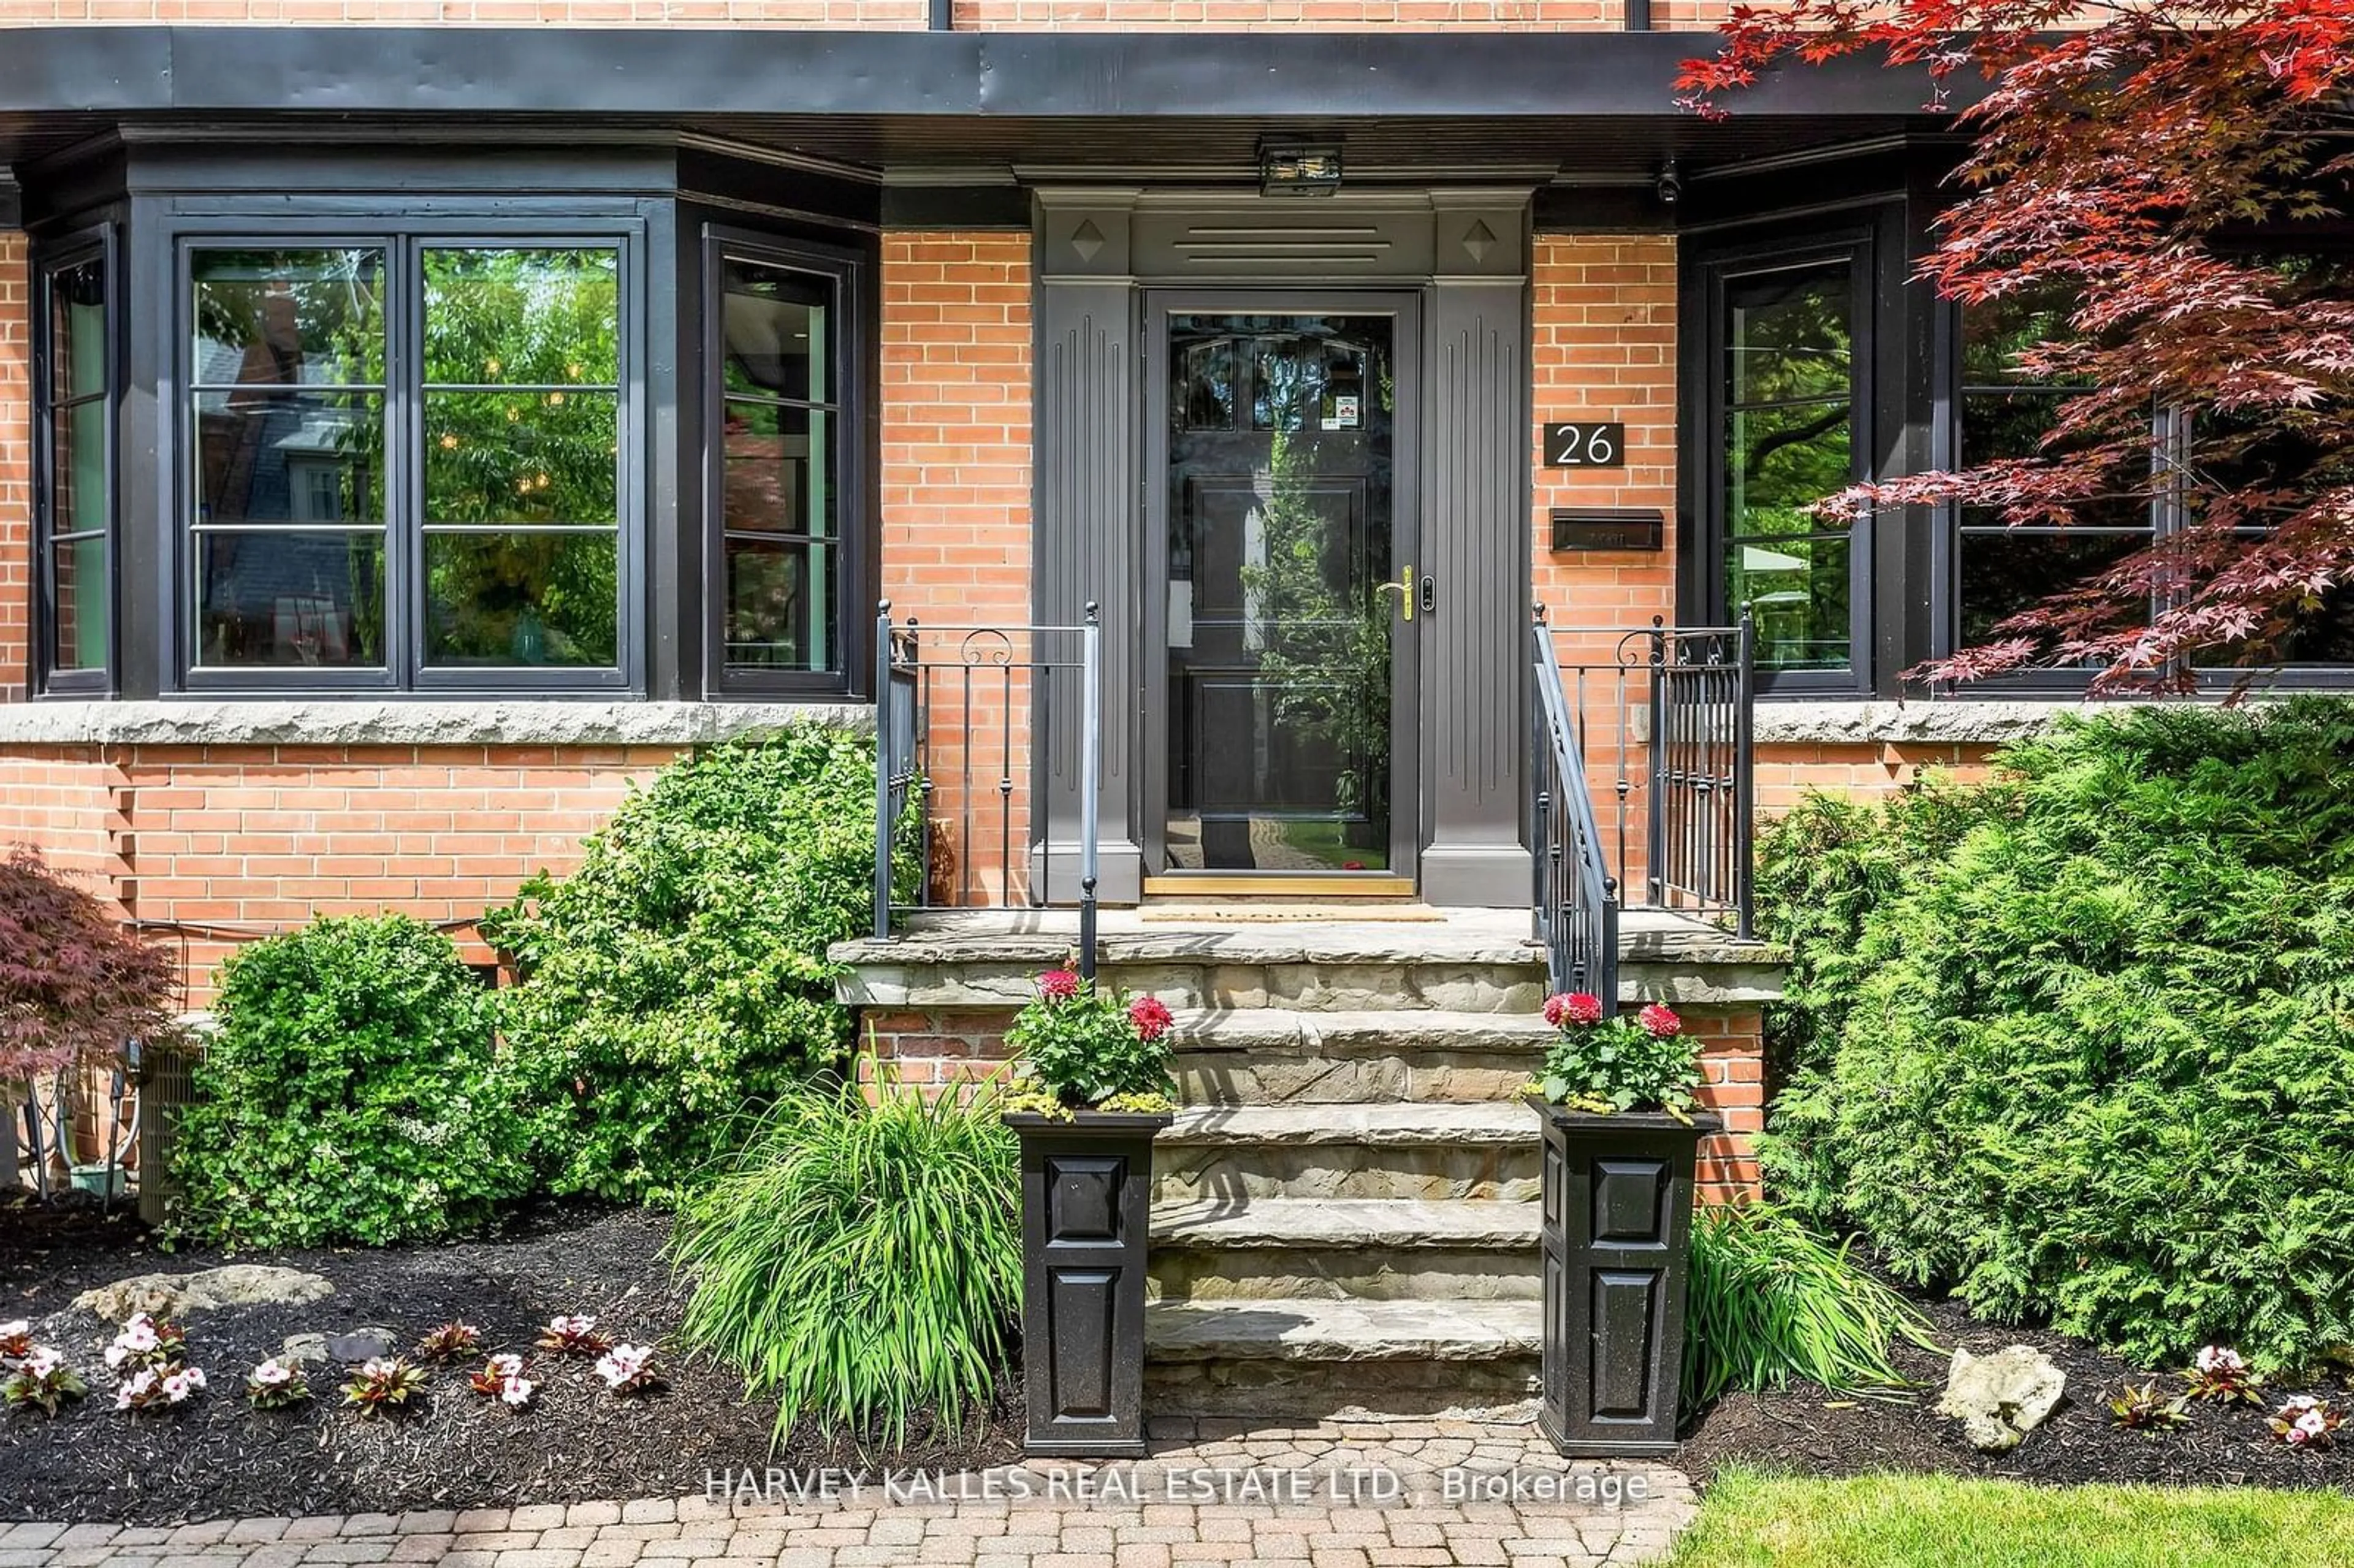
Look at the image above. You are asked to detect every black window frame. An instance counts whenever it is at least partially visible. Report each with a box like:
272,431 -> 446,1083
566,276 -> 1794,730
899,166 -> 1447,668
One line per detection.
1688,224 -> 1878,696
170,215 -> 647,696
700,224 -> 869,699
1927,294 -> 2354,693
33,224 -> 119,698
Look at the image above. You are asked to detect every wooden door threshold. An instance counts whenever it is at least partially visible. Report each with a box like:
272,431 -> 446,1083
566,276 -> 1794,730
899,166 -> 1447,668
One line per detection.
1140,874 -> 1417,900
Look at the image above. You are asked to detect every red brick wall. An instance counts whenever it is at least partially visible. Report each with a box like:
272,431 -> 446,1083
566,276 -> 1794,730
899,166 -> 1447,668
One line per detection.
0,232 -> 29,704
877,231 -> 1036,903
0,742 -> 672,1006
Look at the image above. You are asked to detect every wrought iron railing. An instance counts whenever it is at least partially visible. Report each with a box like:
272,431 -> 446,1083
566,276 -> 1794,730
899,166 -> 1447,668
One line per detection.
1530,612 -> 1621,1003
871,603 -> 1102,977
1531,607 -> 1757,996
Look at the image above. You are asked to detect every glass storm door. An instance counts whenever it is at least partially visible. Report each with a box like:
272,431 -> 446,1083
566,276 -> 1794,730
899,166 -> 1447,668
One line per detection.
1151,308 -> 1414,880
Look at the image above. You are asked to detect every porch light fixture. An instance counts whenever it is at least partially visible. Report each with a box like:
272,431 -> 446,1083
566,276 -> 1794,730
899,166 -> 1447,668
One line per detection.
1259,143 -> 1344,197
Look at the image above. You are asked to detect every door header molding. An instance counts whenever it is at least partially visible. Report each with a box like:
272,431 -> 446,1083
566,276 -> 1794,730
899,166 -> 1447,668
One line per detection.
1033,185 -> 1534,285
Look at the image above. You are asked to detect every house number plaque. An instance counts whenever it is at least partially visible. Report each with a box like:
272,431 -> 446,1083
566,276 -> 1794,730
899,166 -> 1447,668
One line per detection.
1543,421 -> 1626,468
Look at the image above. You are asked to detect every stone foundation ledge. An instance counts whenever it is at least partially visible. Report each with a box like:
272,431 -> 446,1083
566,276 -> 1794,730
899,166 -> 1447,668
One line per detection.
0,699 -> 870,748
1750,698 -> 2162,747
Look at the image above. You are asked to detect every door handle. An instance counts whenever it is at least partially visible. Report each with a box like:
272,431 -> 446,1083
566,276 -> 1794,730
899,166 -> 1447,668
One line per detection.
1374,563 -> 1415,623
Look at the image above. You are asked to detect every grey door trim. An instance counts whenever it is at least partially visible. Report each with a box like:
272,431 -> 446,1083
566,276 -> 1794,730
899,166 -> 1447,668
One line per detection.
1139,287 -> 1425,885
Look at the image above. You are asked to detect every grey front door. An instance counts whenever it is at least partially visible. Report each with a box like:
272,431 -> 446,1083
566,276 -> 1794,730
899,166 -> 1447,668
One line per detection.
1143,297 -> 1420,883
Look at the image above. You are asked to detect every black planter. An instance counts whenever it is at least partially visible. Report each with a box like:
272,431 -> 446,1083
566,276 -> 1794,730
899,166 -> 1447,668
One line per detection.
1528,1098 -> 1722,1456
1005,1108 -> 1172,1458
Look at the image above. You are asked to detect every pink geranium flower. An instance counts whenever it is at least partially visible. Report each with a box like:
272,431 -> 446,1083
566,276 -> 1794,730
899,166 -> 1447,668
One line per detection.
1636,1003 -> 1682,1038
1037,969 -> 1082,1002
1544,992 -> 1606,1027
1128,995 -> 1174,1043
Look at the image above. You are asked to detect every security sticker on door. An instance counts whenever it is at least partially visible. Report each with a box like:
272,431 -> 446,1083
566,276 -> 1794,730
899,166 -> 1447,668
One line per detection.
1330,394 -> 1362,428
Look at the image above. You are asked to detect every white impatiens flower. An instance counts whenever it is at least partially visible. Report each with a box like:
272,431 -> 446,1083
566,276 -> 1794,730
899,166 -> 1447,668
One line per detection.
160,1367 -> 207,1402
250,1358 -> 296,1387
2291,1409 -> 2331,1444
23,1347 -> 64,1379
549,1314 -> 596,1336
115,1368 -> 159,1410
594,1343 -> 653,1388
486,1353 -> 525,1379
498,1374 -> 536,1408
104,1314 -> 162,1371
2195,1345 -> 2245,1376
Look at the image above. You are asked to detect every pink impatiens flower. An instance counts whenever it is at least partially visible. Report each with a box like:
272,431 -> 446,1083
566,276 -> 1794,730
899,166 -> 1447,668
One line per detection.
1544,992 -> 1606,1027
1037,969 -> 1082,1002
1128,995 -> 1174,1043
1636,1003 -> 1682,1038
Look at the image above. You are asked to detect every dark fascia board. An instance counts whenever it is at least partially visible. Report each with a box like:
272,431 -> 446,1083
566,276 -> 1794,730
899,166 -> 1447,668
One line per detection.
0,27 -> 1970,122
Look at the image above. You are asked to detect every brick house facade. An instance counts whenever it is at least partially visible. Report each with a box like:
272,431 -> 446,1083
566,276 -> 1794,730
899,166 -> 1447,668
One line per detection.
3,12 -> 2263,1172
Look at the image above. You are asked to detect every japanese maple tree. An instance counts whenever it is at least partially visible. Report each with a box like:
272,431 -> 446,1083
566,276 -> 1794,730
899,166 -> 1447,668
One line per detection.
1681,2 -> 2354,690
0,848 -> 178,1085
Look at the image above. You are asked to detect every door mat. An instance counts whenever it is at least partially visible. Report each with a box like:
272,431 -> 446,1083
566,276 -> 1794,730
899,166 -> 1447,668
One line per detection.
1138,904 -> 1447,923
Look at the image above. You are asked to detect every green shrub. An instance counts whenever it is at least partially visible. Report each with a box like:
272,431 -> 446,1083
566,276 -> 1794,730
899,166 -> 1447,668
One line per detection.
1683,1203 -> 1934,1410
1760,699 -> 2354,1371
668,1068 -> 1021,1447
169,915 -> 528,1248
484,728 -> 905,1202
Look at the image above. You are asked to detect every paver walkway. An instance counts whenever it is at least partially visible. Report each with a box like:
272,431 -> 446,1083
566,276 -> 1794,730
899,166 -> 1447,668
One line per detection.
0,1421 -> 1696,1567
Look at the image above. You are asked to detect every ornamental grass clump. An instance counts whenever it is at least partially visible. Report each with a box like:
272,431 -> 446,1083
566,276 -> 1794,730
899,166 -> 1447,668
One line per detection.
1003,967 -> 1178,1115
1757,699 -> 2354,1371
1682,1203 -> 1937,1409
1528,992 -> 1699,1116
669,1072 -> 1021,1447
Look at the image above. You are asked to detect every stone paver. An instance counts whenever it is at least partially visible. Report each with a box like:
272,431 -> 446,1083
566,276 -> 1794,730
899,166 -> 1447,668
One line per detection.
2,1425 -> 1693,1567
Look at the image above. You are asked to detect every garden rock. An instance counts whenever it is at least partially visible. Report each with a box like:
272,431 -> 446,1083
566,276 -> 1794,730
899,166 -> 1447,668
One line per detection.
325,1330 -> 397,1363
1936,1344 -> 2066,1452
72,1265 -> 335,1322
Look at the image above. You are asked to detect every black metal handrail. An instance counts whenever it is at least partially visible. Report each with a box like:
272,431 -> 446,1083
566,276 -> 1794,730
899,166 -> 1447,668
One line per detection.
1531,608 -> 1758,998
1531,608 -> 1621,1003
872,603 -> 1102,977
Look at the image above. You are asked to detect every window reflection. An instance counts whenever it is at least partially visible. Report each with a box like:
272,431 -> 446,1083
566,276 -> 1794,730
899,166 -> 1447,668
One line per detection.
1721,263 -> 1856,673
419,247 -> 621,669
718,253 -> 839,676
191,248 -> 387,669
44,253 -> 110,678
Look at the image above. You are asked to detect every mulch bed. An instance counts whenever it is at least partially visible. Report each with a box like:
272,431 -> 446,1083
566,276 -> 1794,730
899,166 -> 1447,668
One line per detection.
1680,1281 -> 2353,1493
0,1191 -> 1022,1525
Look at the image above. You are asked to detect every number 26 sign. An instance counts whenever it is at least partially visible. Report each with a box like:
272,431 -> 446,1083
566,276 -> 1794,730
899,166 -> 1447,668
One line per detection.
1543,421 -> 1626,468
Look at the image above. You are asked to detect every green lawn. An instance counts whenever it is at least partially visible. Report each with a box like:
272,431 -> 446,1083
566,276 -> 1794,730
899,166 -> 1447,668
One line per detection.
1664,1469 -> 2354,1568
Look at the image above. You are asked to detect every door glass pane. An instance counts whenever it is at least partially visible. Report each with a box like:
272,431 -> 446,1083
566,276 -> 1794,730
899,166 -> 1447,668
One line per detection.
194,530 -> 386,668
1163,314 -> 1396,873
50,257 -> 105,403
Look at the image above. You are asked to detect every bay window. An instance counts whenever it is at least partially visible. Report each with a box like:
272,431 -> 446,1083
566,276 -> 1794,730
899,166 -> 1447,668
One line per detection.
182,235 -> 631,690
36,237 -> 115,693
706,231 -> 861,692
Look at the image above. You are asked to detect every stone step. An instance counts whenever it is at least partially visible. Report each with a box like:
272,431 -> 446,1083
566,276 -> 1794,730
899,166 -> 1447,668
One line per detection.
1173,1008 -> 1553,1105
1154,1103 -> 1541,1201
1149,1197 -> 1540,1302
1145,1298 -> 1541,1419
